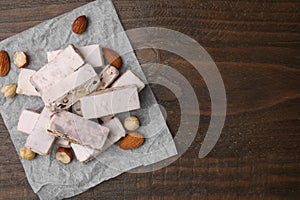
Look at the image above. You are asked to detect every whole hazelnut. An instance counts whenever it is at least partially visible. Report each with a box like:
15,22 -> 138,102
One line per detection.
1,84 -> 17,98
124,116 -> 140,131
56,147 -> 73,164
20,146 -> 36,160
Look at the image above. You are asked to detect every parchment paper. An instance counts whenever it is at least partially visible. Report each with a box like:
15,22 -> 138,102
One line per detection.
0,0 -> 177,199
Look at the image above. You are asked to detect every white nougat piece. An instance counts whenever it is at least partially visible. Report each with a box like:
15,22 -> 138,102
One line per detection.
48,111 -> 109,150
97,65 -> 119,90
25,108 -> 55,155
72,101 -> 82,116
42,64 -> 100,111
111,70 -> 145,92
71,117 -> 125,163
101,116 -> 126,147
47,44 -> 104,68
80,85 -> 140,119
17,109 -> 39,134
16,69 -> 40,96
55,138 -> 71,148
30,44 -> 84,96
18,109 -> 70,148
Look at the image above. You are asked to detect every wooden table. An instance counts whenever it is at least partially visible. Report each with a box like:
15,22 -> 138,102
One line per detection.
0,1 -> 299,199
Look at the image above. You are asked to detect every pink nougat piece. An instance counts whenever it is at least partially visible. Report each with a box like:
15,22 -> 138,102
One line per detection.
80,85 -> 140,119
18,109 -> 70,148
55,138 -> 71,148
17,109 -> 40,134
47,44 -> 104,68
97,65 -> 119,90
16,69 -> 40,96
71,117 -> 125,163
48,111 -> 109,150
30,44 -> 84,96
25,108 -> 56,155
41,64 -> 100,111
111,70 -> 145,92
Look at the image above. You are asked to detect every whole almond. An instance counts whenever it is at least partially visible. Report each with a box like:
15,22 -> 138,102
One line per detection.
103,48 -> 122,69
119,132 -> 144,150
72,15 -> 88,34
0,50 -> 10,76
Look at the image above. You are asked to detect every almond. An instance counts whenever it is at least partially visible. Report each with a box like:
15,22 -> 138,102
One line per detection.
103,48 -> 122,69
72,15 -> 88,34
0,50 -> 10,76
13,51 -> 28,68
119,132 -> 144,150
56,147 -> 73,164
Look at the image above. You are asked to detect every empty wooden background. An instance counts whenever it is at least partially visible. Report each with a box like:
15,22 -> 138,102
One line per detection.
0,0 -> 299,199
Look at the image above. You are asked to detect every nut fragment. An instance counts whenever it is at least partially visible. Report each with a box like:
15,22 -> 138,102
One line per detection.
0,50 -> 10,76
119,132 -> 144,150
55,147 -> 73,164
1,84 -> 17,98
72,15 -> 88,34
124,116 -> 140,131
13,51 -> 28,68
20,146 -> 36,160
103,48 -> 122,69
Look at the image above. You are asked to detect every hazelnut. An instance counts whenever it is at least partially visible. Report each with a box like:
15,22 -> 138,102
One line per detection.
124,116 -> 140,131
20,146 -> 36,160
1,84 -> 17,98
55,147 -> 73,164
13,51 -> 28,68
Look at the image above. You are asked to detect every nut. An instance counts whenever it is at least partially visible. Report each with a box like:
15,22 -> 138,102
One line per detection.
0,50 -> 10,76
20,146 -> 36,160
103,48 -> 122,69
119,132 -> 144,150
124,116 -> 140,131
1,84 -> 17,98
56,147 -> 73,164
72,15 -> 88,34
13,51 -> 28,68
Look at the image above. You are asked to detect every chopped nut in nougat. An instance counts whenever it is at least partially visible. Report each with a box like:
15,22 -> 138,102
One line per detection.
97,65 -> 119,90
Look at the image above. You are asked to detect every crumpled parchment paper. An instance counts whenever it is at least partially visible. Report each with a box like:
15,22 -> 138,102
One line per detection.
0,0 -> 177,199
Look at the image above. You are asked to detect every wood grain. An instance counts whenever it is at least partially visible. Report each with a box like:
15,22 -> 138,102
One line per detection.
0,0 -> 299,199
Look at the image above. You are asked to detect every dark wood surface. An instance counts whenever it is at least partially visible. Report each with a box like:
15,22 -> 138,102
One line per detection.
0,0 -> 299,199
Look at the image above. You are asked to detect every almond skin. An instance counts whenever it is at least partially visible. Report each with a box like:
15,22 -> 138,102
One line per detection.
119,132 -> 144,150
103,48 -> 122,69
0,50 -> 10,76
72,15 -> 88,34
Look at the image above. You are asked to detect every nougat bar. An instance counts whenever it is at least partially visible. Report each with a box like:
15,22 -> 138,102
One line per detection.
80,85 -> 140,119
